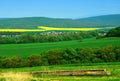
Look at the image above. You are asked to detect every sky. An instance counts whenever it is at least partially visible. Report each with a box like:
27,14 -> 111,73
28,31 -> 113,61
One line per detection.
0,0 -> 120,18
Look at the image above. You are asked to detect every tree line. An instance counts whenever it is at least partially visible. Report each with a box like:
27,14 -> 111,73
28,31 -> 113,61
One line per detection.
0,31 -> 97,44
96,26 -> 120,39
106,26 -> 120,37
0,46 -> 120,68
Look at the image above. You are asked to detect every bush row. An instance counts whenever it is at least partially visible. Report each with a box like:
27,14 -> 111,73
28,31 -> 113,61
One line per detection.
0,46 -> 120,68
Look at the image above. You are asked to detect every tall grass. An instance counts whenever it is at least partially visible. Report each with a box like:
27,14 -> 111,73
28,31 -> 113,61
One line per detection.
0,72 -> 32,81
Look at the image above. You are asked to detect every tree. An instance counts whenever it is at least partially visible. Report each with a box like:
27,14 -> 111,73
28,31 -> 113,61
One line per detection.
92,48 -> 104,63
64,48 -> 77,63
47,35 -> 59,42
76,48 -> 95,63
26,54 -> 42,67
45,49 -> 64,65
106,26 -> 120,37
114,47 -> 120,61
11,56 -> 22,68
19,34 -> 35,43
63,34 -> 73,40
0,56 -> 3,67
99,46 -> 116,62
2,57 -> 12,68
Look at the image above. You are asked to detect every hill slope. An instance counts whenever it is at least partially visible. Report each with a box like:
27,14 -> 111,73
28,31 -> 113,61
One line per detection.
0,37 -> 119,58
0,14 -> 120,29
0,17 -> 109,29
78,14 -> 120,26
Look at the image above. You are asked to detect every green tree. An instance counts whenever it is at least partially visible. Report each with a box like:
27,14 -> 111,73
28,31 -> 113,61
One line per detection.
26,54 -> 42,67
76,48 -> 95,63
2,57 -> 12,68
11,56 -> 22,68
65,48 -> 77,63
45,49 -> 64,65
114,47 -> 120,61
99,46 -> 116,62
63,34 -> 73,40
106,26 -> 120,37
0,56 -> 3,67
47,35 -> 59,42
19,34 -> 35,43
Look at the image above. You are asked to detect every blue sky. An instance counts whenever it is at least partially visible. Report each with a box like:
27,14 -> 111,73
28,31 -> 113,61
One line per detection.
0,0 -> 120,18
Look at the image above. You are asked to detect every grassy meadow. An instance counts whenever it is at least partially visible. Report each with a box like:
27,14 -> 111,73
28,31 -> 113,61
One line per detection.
0,37 -> 120,58
0,62 -> 120,81
0,28 -> 120,80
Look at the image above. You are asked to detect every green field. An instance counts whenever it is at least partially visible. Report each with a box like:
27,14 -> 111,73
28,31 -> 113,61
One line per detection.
0,37 -> 120,58
1,62 -> 120,81
0,37 -> 120,81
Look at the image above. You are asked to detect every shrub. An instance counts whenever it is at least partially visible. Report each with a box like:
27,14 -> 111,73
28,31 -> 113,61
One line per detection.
26,54 -> 42,67
45,49 -> 65,65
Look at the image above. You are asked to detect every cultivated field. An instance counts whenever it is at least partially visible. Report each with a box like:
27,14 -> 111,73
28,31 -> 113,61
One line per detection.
0,29 -> 45,32
39,26 -> 101,31
0,26 -> 101,32
0,37 -> 119,58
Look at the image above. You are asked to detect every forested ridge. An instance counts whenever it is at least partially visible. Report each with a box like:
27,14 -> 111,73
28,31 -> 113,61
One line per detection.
0,17 -> 107,28
78,14 -> 120,26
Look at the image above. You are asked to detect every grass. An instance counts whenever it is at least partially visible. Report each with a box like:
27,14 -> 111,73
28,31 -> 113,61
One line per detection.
39,26 -> 101,31
0,37 -> 120,58
0,72 -> 32,81
1,62 -> 120,72
0,27 -> 119,81
0,62 -> 120,81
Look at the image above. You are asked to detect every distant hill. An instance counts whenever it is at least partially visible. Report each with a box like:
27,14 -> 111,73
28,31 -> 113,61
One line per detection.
0,18 -> 9,20
78,14 -> 120,26
0,14 -> 120,29
0,17 -> 110,29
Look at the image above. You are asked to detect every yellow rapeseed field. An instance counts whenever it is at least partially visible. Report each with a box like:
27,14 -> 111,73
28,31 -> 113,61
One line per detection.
0,26 -> 101,32
38,26 -> 101,31
0,29 -> 45,32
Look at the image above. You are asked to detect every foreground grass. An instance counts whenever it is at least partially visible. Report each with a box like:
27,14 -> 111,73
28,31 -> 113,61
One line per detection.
0,72 -> 32,81
0,37 -> 120,58
0,62 -> 120,81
